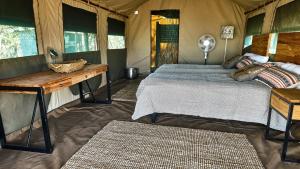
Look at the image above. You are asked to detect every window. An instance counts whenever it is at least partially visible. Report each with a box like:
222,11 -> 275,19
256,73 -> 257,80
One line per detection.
245,14 -> 265,36
63,4 -> 97,53
64,31 -> 97,53
0,0 -> 38,59
268,33 -> 278,54
0,25 -> 38,59
108,35 -> 125,49
243,35 -> 253,48
272,0 -> 300,33
108,18 -> 125,49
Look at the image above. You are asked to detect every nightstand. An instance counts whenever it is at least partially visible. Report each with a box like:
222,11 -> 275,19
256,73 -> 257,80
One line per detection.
265,89 -> 300,163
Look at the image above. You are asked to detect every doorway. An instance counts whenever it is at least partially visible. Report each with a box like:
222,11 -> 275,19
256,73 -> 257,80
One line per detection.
151,10 -> 180,71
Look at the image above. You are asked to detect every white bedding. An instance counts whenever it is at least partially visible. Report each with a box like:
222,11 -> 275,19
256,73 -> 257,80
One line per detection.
133,64 -> 287,131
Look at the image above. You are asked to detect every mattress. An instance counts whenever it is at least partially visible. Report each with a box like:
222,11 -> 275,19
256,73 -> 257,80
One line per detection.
132,64 -> 287,131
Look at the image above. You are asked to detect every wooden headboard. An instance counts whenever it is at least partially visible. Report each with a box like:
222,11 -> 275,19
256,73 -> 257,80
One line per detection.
251,34 -> 270,56
274,32 -> 300,64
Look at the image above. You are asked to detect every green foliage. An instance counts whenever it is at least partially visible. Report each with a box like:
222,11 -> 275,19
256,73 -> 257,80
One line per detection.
0,25 -> 37,59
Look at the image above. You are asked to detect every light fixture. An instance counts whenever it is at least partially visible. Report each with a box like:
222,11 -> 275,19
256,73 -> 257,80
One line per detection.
47,47 -> 59,64
221,25 -> 234,63
134,10 -> 139,15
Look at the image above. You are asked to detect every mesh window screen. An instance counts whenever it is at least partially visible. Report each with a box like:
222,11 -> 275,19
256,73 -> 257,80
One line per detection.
107,18 -> 126,49
0,0 -> 38,59
63,4 -> 97,53
272,0 -> 300,33
245,13 -> 265,36
158,25 -> 179,43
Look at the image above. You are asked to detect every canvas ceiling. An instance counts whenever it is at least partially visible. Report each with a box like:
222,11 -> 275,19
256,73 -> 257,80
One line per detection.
87,0 -> 272,15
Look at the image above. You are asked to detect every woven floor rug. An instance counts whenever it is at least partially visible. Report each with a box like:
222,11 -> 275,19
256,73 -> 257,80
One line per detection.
62,121 -> 264,169
111,80 -> 139,102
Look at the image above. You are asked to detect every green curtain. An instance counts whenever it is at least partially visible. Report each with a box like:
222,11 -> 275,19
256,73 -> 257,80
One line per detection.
272,0 -> 300,33
107,18 -> 125,36
245,13 -> 265,36
0,0 -> 35,27
63,4 -> 97,33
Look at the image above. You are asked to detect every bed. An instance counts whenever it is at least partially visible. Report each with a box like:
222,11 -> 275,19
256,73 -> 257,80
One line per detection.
133,64 -> 287,131
132,33 -> 300,131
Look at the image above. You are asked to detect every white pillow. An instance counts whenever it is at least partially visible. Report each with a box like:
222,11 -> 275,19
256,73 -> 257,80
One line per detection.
243,53 -> 269,63
279,63 -> 300,75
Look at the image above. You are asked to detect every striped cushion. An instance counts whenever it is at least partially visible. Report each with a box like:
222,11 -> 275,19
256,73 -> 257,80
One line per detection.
236,58 -> 254,69
256,67 -> 299,88
261,63 -> 276,68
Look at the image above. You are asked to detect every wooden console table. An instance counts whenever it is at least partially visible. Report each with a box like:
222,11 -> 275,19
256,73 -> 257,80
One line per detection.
0,64 -> 112,153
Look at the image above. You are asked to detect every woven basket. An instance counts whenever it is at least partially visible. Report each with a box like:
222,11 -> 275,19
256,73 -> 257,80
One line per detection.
48,59 -> 87,73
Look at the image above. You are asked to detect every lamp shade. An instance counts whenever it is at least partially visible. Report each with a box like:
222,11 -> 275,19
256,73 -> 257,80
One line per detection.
221,26 -> 234,39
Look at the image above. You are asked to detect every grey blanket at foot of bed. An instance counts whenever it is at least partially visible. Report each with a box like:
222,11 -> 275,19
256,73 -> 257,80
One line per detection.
133,72 -> 287,131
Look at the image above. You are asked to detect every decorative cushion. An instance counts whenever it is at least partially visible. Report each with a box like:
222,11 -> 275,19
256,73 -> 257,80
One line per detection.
222,55 -> 244,69
231,65 -> 266,82
261,63 -> 276,68
256,67 -> 299,88
244,53 -> 269,63
236,58 -> 255,69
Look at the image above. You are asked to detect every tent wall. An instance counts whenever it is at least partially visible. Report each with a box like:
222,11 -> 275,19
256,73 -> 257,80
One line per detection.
127,0 -> 246,73
1,0 -> 127,134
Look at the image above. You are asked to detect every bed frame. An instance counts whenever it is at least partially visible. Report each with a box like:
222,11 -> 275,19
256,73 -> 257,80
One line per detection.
274,32 -> 300,64
251,34 -> 270,56
251,32 -> 300,64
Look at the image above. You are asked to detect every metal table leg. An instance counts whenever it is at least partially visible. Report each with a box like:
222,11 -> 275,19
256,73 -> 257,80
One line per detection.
0,87 -> 53,153
37,88 -> 53,153
78,70 -> 112,104
265,107 -> 272,139
281,104 -> 294,161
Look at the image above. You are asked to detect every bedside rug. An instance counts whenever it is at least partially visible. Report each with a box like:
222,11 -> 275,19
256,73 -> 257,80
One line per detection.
62,121 -> 264,169
111,82 -> 139,102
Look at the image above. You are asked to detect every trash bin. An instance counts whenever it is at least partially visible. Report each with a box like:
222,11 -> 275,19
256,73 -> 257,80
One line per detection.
126,67 -> 139,79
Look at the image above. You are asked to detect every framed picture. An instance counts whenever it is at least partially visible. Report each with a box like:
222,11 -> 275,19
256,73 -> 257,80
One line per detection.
221,26 -> 234,39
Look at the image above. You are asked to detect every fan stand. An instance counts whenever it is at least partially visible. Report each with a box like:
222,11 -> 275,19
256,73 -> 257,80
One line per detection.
204,52 -> 208,65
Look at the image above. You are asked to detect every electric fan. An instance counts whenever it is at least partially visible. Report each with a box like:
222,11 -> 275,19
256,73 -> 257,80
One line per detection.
198,34 -> 216,64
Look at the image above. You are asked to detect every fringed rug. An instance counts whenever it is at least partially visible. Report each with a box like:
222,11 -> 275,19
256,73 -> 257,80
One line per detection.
62,121 -> 264,169
112,80 -> 139,102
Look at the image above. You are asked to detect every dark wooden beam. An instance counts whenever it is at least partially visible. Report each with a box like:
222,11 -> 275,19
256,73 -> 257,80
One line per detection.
244,0 -> 274,15
80,0 -> 128,18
